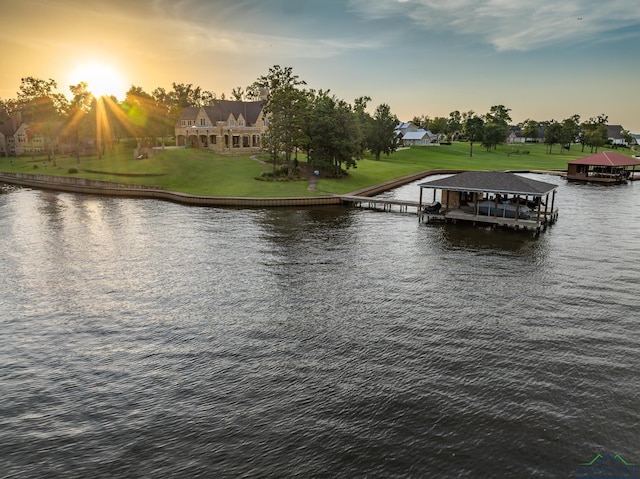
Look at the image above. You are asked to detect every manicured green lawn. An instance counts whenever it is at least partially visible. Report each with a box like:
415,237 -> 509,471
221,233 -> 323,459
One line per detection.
0,142 -> 633,197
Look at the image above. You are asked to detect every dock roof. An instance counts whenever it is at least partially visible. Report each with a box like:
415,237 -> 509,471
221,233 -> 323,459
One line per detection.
567,151 -> 640,167
419,171 -> 557,196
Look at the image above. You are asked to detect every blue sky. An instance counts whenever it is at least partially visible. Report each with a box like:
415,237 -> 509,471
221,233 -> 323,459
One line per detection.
2,0 -> 639,131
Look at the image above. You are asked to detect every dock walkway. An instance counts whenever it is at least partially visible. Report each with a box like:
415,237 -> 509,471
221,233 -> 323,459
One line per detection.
339,195 -> 421,213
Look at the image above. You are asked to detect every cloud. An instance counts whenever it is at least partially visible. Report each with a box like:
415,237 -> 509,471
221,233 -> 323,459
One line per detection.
348,0 -> 640,51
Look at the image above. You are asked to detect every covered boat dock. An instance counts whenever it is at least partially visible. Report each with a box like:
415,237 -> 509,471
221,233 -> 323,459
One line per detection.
418,171 -> 559,233
566,151 -> 640,184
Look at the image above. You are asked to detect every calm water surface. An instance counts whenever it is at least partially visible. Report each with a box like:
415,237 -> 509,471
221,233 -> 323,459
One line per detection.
0,175 -> 639,478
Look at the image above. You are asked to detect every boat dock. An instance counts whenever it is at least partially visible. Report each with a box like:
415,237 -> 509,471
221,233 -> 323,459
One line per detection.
340,195 -> 421,213
421,207 -> 559,232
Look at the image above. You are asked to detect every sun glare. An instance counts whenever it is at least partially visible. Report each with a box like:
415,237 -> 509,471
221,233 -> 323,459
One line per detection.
69,62 -> 126,99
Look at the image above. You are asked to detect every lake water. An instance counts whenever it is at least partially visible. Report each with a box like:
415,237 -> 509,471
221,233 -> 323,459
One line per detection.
1,175 -> 639,478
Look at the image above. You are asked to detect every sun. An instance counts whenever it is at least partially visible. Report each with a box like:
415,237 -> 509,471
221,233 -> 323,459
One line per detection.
68,61 -> 127,99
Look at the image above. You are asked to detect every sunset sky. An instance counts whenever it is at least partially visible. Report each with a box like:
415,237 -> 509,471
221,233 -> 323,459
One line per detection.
2,0 -> 639,131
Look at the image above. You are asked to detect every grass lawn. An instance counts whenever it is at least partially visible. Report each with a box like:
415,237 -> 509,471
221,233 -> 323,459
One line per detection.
0,142 -> 633,197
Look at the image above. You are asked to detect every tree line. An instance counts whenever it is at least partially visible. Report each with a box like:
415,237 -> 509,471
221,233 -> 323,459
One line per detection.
1,67 -> 631,169
412,108 -> 632,157
0,77 -> 225,163
0,67 -> 400,177
245,65 -> 398,177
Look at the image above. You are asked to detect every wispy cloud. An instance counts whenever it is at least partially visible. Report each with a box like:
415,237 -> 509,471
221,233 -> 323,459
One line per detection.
348,0 -> 640,51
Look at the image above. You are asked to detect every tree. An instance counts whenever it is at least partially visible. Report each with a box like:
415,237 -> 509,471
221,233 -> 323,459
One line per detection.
484,104 -> 512,126
16,77 -> 68,164
580,115 -> 609,152
521,119 -> 540,142
307,91 -> 360,176
463,114 -> 484,157
251,66 -> 308,176
121,86 -> 155,148
231,87 -> 245,101
447,110 -> 462,139
353,96 -> 372,160
66,82 -> 94,163
429,117 -> 448,141
583,125 -> 607,153
169,83 -> 214,108
368,103 -> 398,161
411,114 -> 429,128
481,123 -> 505,152
482,105 -> 511,150
543,121 -> 563,154
559,115 -> 580,153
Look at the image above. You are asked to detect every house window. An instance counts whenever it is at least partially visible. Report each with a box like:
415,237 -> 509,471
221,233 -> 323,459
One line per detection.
200,118 -> 206,126
17,134 -> 25,143
239,119 -> 244,126
229,119 -> 235,127
181,120 -> 186,126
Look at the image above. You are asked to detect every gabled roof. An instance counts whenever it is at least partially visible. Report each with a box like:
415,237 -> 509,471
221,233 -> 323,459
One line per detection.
203,100 -> 263,125
568,151 -> 640,167
605,125 -> 624,139
0,116 -> 22,136
419,171 -> 557,196
176,100 -> 264,127
403,129 -> 434,140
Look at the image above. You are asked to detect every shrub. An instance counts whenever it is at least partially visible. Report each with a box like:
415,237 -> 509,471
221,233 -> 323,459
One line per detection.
68,168 -> 79,174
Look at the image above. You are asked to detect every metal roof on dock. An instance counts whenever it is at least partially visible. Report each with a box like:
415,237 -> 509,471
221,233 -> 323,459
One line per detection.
418,171 -> 557,196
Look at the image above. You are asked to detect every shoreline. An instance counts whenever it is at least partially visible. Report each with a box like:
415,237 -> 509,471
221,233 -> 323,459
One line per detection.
0,169 -> 566,207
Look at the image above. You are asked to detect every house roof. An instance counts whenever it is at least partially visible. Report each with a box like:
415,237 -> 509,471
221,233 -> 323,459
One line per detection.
568,151 -> 640,167
203,100 -> 263,125
177,100 -> 264,126
605,125 -> 624,139
403,129 -> 432,140
419,171 -> 557,196
0,117 -> 21,136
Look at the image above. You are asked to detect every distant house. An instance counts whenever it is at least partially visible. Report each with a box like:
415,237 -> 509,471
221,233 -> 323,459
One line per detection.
507,126 -> 544,144
395,121 -> 419,139
175,100 -> 266,154
605,125 -> 628,146
401,129 -> 437,146
0,113 -> 46,157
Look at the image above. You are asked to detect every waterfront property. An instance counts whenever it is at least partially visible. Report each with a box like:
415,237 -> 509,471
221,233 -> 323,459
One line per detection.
418,171 -> 558,232
174,100 -> 267,155
566,151 -> 640,184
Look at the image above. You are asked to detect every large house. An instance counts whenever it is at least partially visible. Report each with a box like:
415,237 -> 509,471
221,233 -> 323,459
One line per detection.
175,100 -> 267,154
0,112 -> 62,157
395,122 -> 438,146
605,125 -> 628,146
0,113 -> 30,157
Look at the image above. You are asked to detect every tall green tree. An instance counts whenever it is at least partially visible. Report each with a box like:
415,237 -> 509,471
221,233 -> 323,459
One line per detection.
16,77 -> 68,164
368,103 -> 398,161
484,104 -> 512,126
543,121 -> 563,154
482,105 -> 511,150
521,119 -> 540,142
429,117 -> 448,141
251,66 -> 308,176
307,92 -> 360,176
481,123 -> 506,152
463,114 -> 484,157
447,110 -> 462,139
353,96 -> 372,160
66,82 -> 94,163
583,125 -> 607,153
